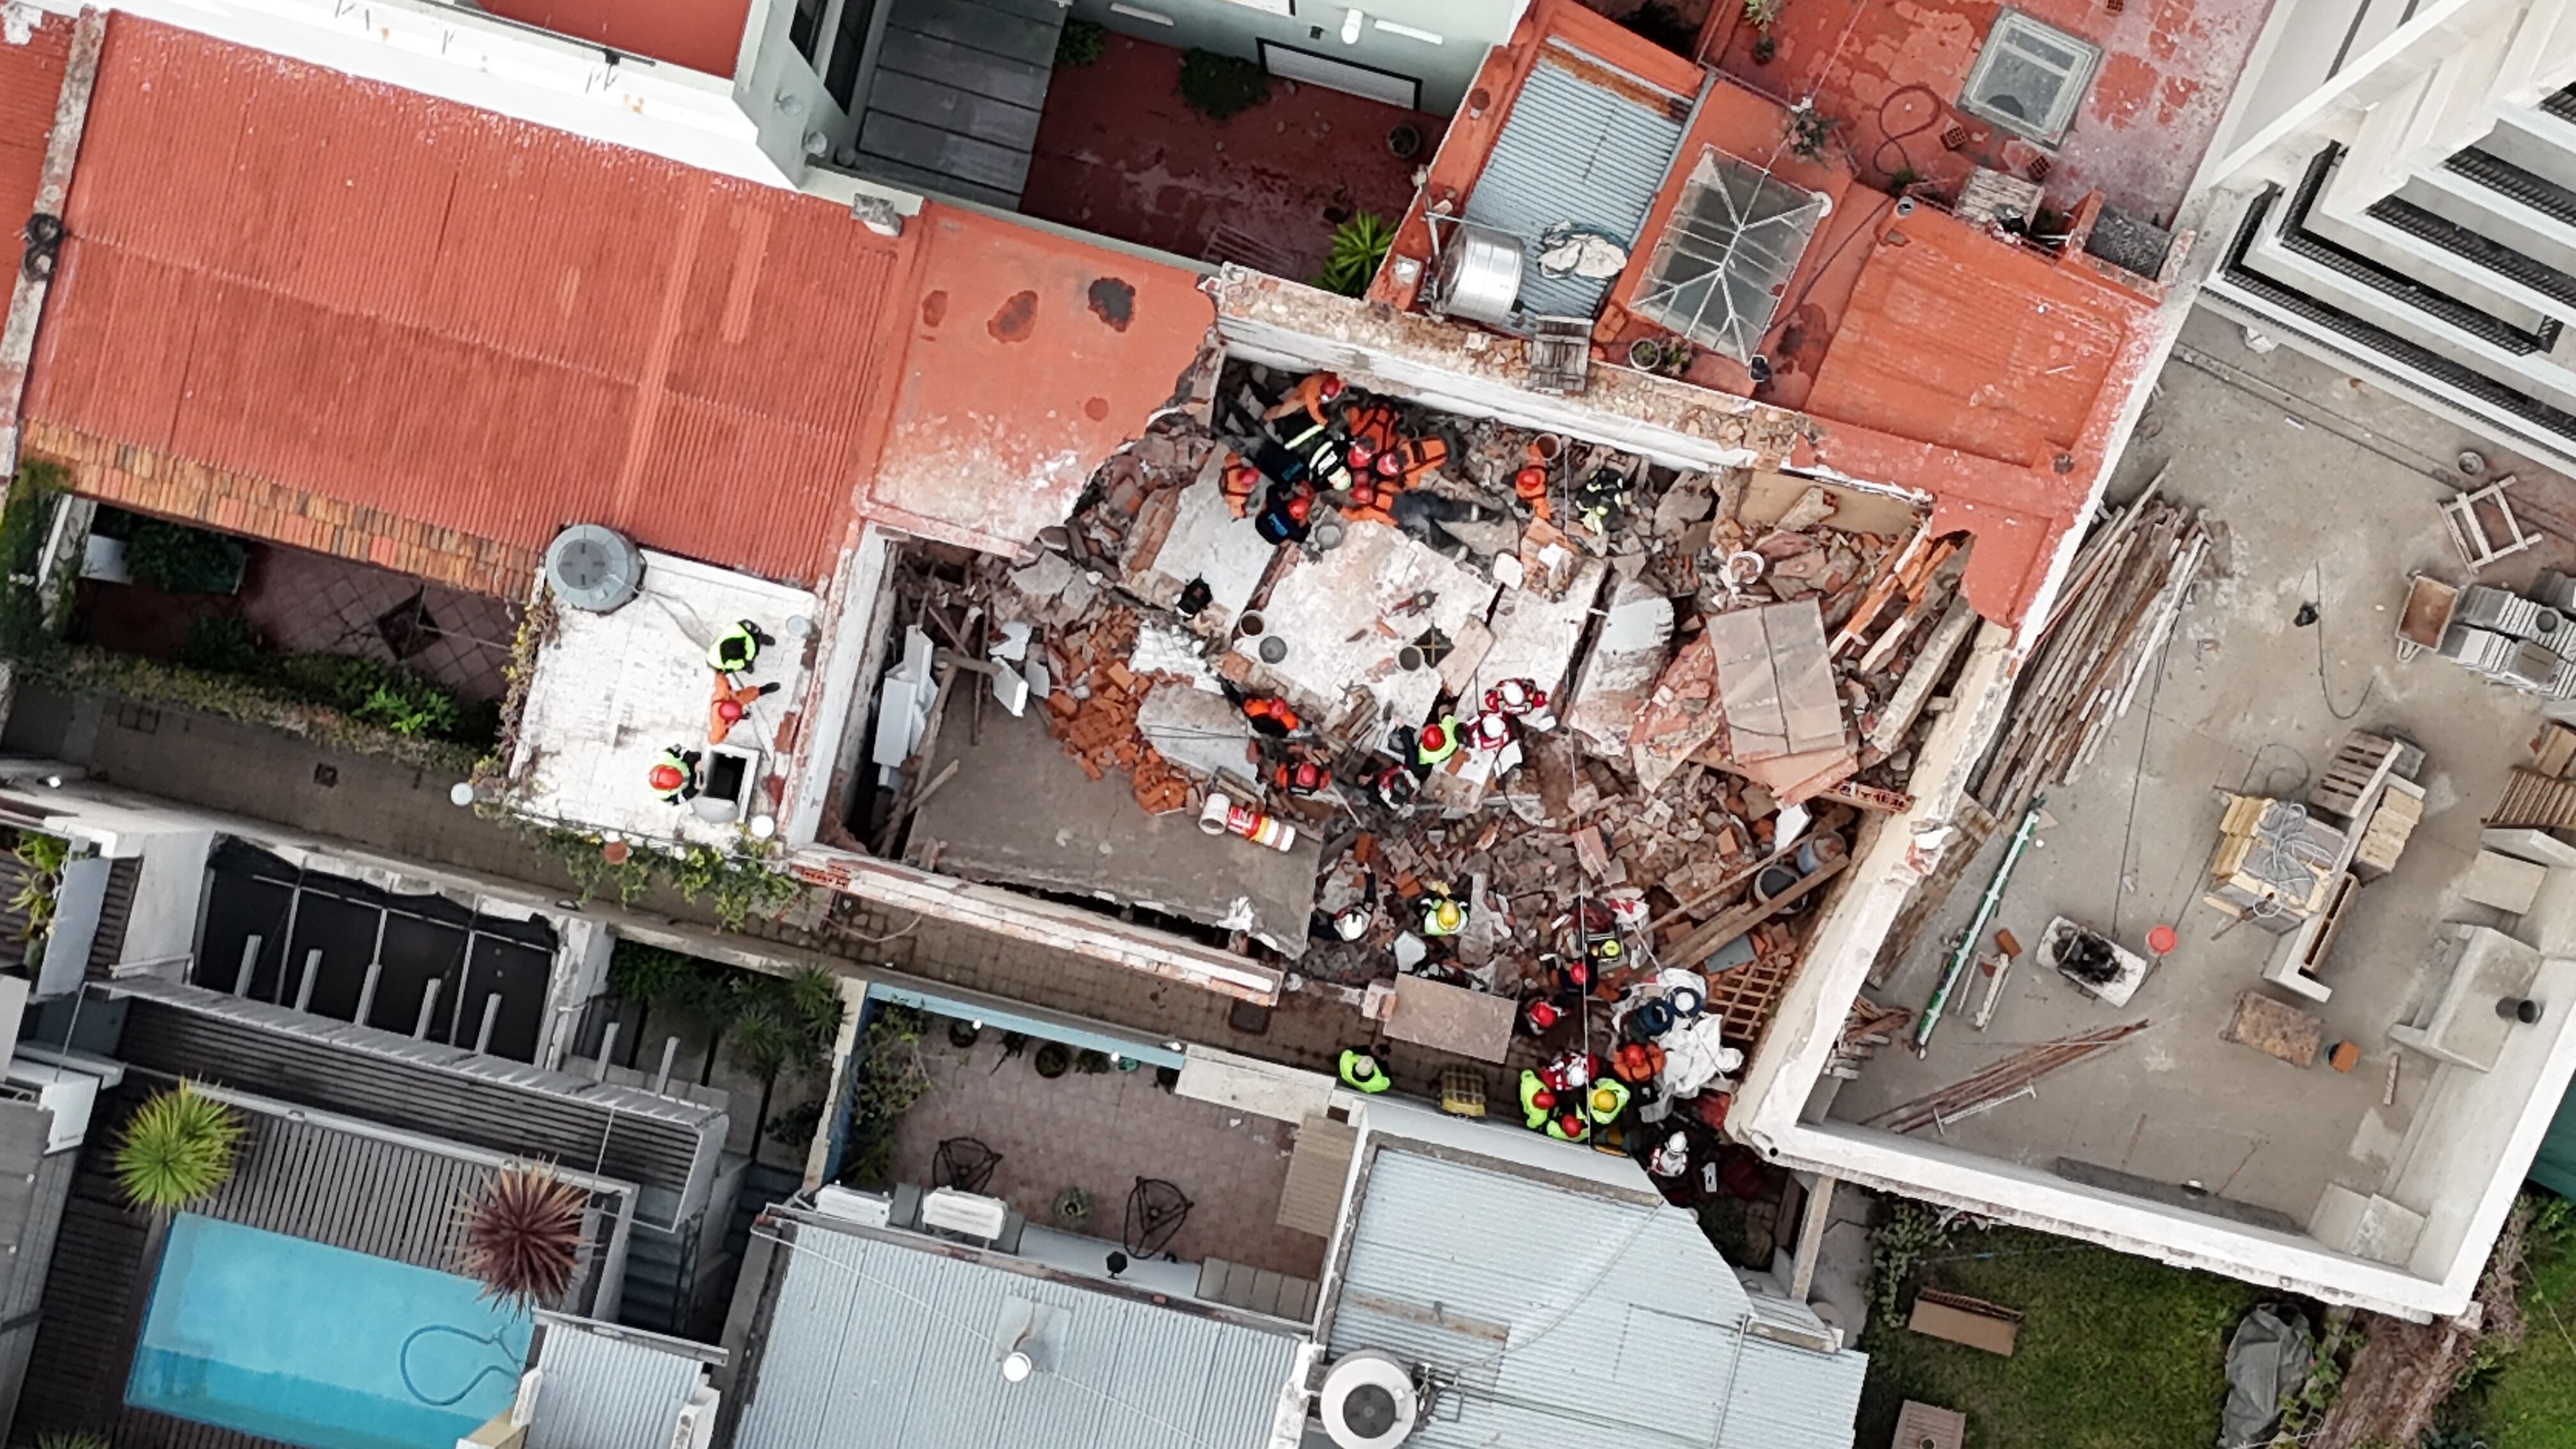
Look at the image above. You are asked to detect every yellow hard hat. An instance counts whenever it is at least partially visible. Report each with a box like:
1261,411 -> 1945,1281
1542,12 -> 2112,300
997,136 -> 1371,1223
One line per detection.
1430,900 -> 1464,931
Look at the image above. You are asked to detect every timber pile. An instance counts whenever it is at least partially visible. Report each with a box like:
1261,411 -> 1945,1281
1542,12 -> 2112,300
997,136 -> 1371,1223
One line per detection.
1864,1019 -> 2149,1134
1827,996 -> 1914,1079
1974,481 -> 2211,816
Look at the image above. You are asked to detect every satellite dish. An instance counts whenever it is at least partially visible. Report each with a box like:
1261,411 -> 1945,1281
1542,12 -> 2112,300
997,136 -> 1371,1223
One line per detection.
544,525 -> 643,613
1320,1352 -> 1418,1449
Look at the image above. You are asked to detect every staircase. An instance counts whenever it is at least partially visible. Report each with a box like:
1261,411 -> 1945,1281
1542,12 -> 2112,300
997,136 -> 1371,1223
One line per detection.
850,0 -> 1068,208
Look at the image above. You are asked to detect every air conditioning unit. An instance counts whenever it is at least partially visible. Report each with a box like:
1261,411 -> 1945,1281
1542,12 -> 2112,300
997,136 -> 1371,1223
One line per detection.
811,1184 -> 893,1227
921,1188 -> 1011,1241
667,1388 -> 718,1449
544,523 -> 643,613
1319,1351 -> 1418,1449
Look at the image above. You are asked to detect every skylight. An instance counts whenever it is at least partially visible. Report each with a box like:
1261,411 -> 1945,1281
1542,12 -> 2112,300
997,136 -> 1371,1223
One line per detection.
1627,150 -> 1826,363
1959,10 -> 2101,146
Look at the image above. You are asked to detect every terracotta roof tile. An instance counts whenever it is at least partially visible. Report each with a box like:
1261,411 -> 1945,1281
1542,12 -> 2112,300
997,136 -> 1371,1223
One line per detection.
475,0 -> 753,76
0,16 -> 70,238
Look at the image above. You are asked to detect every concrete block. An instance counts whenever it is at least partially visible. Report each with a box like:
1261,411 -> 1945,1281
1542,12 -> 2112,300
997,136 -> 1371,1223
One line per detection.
2462,850 -> 2548,914
2481,827 -> 2576,870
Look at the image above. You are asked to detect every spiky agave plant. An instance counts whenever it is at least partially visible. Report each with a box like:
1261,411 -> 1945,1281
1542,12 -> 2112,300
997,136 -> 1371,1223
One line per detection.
114,1082 -> 244,1215
456,1162 -> 587,1308
35,1430 -> 112,1449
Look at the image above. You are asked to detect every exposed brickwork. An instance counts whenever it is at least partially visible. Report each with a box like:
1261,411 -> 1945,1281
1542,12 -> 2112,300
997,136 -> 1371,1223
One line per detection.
23,419 -> 537,597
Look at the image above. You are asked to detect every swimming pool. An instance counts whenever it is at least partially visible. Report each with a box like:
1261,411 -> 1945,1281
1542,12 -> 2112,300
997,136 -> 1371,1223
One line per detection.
127,1215 -> 532,1449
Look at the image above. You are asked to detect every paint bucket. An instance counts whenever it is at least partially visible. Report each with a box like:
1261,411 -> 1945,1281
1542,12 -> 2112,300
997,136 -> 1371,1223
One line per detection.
1237,610 -> 1267,639
1200,792 -> 1299,852
1530,433 -> 1566,464
1397,644 -> 1427,672
1259,636 -> 1289,664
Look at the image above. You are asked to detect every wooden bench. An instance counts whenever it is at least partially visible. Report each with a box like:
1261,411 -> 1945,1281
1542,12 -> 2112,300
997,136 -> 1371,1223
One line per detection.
1906,1287 -> 2023,1356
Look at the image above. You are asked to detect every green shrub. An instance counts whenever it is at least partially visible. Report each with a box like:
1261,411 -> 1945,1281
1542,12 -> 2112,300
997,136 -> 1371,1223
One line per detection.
125,519 -> 246,594
1621,0 -> 1699,54
1055,17 -> 1104,66
174,615 -> 264,675
36,1432 -> 112,1449
27,645 -> 486,774
0,462 -> 66,657
1319,213 -> 1394,296
1177,49 -> 1267,121
114,1082 -> 244,1215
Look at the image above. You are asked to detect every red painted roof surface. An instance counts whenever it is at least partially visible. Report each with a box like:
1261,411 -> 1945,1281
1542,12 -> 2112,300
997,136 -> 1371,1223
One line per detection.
24,19 -> 1215,586
0,18 -> 71,248
1701,0 -> 2269,226
873,211 -> 1211,546
473,0 -> 752,75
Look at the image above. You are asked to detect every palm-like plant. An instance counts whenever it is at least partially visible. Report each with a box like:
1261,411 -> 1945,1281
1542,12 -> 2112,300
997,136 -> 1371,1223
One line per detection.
1320,213 -> 1394,297
730,995 -> 825,1156
114,1082 -> 244,1215
36,1431 -> 112,1449
456,1162 -> 587,1308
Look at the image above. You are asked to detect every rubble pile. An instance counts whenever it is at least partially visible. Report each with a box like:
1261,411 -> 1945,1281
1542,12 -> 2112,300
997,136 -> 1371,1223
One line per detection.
889,361 -> 1989,1151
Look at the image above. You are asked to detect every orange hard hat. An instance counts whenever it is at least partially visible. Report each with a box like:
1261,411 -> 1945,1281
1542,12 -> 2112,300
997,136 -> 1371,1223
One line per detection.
717,699 -> 745,723
648,763 -> 685,791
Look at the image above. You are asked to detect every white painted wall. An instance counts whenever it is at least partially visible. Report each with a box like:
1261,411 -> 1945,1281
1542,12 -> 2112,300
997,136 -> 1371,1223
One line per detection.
1070,0 -> 1526,117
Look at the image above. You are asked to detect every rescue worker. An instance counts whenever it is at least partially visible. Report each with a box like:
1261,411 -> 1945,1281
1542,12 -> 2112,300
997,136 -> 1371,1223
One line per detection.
1412,715 -> 1460,776
707,619 -> 774,675
1464,710 -> 1514,753
1236,692 -> 1302,739
708,675 -> 782,746
1262,371 -> 1344,426
1547,1108 -> 1590,1143
1337,1048 -> 1392,1094
1517,1069 -> 1556,1130
648,747 -> 702,804
1586,1077 -> 1632,1127
1483,678 -> 1557,731
1421,891 -> 1465,937
1276,417 -> 1354,493
1520,996 -> 1566,1036
1254,480 -> 1317,545
1369,762 -> 1418,813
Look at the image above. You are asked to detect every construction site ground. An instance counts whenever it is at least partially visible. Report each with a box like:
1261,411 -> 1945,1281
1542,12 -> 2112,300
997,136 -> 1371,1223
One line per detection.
1827,307 -> 2570,1230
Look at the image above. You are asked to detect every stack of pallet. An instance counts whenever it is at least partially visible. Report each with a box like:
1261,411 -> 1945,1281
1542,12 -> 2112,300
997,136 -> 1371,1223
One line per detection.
2488,721 -> 2576,830
2352,781 -> 2425,878
1973,480 -> 2211,815
2205,794 -> 2345,930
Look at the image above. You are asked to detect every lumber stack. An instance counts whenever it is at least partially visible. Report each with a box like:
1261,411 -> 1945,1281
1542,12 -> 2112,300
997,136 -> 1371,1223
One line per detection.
1974,486 -> 2211,816
1827,996 -> 1914,1080
2204,793 -> 2345,928
1863,1020 -> 2149,1135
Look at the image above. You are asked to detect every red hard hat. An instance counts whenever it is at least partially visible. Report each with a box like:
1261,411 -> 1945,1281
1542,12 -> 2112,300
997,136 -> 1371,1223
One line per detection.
1556,1112 -> 1586,1137
1287,494 -> 1312,523
648,764 -> 684,791
1531,1088 -> 1555,1111
1319,376 -> 1345,399
1420,722 -> 1449,751
1376,452 -> 1404,478
717,699 -> 745,723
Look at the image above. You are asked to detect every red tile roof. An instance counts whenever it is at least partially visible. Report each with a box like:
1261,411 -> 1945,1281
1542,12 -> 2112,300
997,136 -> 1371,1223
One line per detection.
0,17 -> 71,262
23,19 -> 1215,588
473,0 -> 753,75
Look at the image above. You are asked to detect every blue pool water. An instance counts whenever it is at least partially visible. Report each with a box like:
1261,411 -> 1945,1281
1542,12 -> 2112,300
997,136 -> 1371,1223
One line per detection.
126,1214 -> 532,1449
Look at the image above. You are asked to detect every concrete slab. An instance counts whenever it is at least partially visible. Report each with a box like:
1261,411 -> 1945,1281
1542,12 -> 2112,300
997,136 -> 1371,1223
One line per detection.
1237,525 -> 1498,732
1829,312 -> 2561,1230
912,705 -> 1321,956
1135,475 -> 1275,630
1136,682 -> 1257,783
1567,576 -> 1675,759
1466,558 -> 1606,707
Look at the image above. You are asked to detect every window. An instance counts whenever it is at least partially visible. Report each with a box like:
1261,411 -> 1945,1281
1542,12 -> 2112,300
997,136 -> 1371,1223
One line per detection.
790,0 -> 827,62
1628,150 -> 1825,362
822,0 -> 877,111
1958,10 -> 2100,146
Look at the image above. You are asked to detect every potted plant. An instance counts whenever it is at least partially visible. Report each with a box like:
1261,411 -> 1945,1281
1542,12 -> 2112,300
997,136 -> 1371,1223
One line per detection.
1073,1048 -> 1113,1075
114,1082 -> 245,1215
1055,1186 -> 1092,1223
1745,0 -> 1782,62
1034,1041 -> 1073,1078
456,1162 -> 587,1307
1319,213 -> 1393,298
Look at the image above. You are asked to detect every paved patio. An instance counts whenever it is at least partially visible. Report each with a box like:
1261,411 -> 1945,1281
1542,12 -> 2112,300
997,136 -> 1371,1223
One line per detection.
1020,32 -> 1441,281
236,546 -> 519,701
887,1026 -> 1328,1278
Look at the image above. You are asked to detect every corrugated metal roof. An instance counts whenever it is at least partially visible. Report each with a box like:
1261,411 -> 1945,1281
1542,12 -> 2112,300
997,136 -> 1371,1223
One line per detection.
528,1321 -> 706,1449
733,1216 -> 1301,1449
1327,1146 -> 1867,1449
26,19 -> 902,586
0,15 -> 70,243
1462,45 -> 1689,320
112,979 -> 725,1204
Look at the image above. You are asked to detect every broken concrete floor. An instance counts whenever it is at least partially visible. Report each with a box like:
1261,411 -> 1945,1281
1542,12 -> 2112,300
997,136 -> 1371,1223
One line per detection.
1828,305 -> 2569,1230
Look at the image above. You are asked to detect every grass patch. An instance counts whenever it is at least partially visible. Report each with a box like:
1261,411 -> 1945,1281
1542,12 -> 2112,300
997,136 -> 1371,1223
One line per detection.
2453,1195 -> 2576,1446
1857,1223 -> 2264,1449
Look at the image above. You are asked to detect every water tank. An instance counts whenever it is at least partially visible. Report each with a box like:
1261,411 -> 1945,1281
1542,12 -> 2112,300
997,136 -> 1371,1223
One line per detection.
1319,1351 -> 1418,1449
1428,224 -> 1522,328
544,524 -> 642,613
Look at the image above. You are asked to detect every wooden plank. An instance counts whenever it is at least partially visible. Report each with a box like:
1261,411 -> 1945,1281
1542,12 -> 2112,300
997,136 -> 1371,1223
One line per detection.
857,111 -> 1033,194
1667,854 -> 1850,969
880,0 -> 1061,67
1382,977 -> 1518,1062
1909,1289 -> 2023,1355
866,69 -> 1045,149
847,153 -> 1023,210
873,27 -> 1055,108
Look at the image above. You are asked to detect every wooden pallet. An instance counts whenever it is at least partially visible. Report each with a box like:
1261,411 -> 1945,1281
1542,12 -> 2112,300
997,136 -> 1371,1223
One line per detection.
2491,766 -> 2576,829
2312,733 -> 2403,820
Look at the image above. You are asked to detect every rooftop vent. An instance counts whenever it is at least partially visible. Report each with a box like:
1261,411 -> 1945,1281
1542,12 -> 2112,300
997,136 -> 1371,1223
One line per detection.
1320,1351 -> 1418,1449
1629,150 -> 1826,362
544,524 -> 643,613
1959,10 -> 2099,146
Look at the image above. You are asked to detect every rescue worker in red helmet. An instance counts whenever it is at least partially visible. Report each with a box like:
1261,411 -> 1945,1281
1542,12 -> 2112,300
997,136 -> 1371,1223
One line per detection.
648,747 -> 702,804
1235,691 -> 1302,739
1517,1070 -> 1553,1128
1547,1108 -> 1590,1143
1410,714 -> 1460,776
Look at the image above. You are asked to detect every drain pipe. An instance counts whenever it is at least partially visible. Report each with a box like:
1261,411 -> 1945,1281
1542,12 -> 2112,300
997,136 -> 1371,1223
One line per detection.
473,994 -> 502,1055
355,961 -> 383,1028
232,937 -> 261,997
293,949 -> 321,1013
411,979 -> 441,1041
